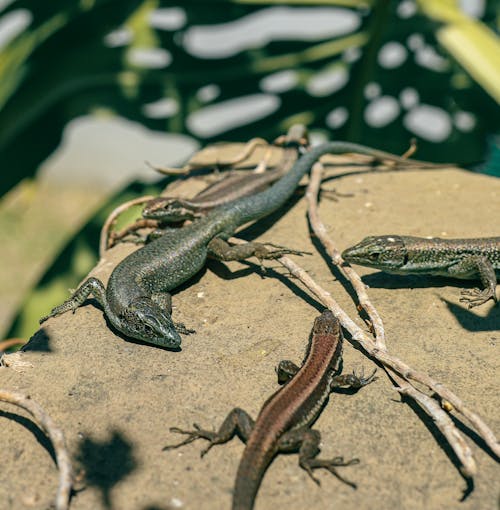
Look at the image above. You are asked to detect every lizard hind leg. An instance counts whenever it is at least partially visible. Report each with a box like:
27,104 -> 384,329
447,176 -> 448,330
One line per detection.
39,277 -> 106,323
207,238 -> 309,267
278,428 -> 359,488
163,408 -> 254,457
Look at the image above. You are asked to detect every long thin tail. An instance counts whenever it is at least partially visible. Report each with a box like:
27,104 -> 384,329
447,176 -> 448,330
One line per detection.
232,444 -> 274,510
221,141 -> 422,226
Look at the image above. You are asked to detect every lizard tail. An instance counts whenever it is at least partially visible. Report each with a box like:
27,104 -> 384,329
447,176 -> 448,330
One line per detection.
232,444 -> 275,510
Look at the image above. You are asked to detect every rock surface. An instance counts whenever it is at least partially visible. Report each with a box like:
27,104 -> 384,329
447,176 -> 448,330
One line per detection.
1,158 -> 499,510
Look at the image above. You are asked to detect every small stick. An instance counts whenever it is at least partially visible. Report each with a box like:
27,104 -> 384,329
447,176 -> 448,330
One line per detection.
272,253 -> 497,467
0,338 -> 26,352
99,195 -> 154,257
145,161 -> 191,175
401,138 -> 417,159
148,138 -> 270,175
253,145 -> 275,174
0,390 -> 73,510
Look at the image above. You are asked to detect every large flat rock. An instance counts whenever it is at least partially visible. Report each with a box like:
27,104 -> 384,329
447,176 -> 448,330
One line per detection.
1,161 -> 498,510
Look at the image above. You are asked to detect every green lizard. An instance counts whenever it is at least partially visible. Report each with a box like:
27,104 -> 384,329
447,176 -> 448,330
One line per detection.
342,235 -> 500,307
40,142 -> 431,348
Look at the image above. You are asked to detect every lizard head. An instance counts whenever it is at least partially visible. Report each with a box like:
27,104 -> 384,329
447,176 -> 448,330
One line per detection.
121,297 -> 182,348
342,235 -> 407,271
143,197 -> 196,222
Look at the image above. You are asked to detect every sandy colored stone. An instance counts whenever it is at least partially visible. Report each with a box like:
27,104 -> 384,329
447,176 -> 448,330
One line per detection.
1,162 -> 499,510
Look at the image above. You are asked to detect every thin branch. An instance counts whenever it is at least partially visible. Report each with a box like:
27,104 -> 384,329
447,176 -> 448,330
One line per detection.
99,195 -> 154,257
307,163 -> 386,349
273,251 -> 499,472
228,178 -> 499,472
0,390 -> 73,510
147,138 -> 269,175
0,338 -> 26,352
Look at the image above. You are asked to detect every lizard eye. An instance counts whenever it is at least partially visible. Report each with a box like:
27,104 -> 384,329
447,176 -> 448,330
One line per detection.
368,252 -> 380,261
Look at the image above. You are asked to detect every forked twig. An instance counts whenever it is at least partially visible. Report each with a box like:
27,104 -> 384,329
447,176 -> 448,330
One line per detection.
226,158 -> 499,473
0,390 -> 73,510
305,162 -> 482,475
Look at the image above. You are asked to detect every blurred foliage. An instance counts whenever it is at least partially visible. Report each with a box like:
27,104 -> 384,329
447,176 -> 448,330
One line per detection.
1,0 -> 500,341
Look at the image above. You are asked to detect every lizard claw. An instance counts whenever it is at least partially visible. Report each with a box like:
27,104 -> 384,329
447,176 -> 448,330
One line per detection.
459,287 -> 496,308
174,322 -> 196,335
262,242 -> 312,257
301,456 -> 359,488
163,423 -> 215,451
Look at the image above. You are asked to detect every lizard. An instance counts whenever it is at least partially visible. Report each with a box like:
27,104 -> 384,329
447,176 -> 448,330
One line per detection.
104,124 -> 309,248
136,124 -> 309,226
342,235 -> 500,307
40,141 -> 436,348
163,310 -> 376,510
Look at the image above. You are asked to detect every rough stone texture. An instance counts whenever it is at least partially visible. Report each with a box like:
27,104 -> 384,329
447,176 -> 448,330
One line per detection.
1,161 -> 499,510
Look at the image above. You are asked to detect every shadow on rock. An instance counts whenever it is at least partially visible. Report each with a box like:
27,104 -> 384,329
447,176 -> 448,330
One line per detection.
0,410 -> 55,462
441,298 -> 500,332
76,429 -> 137,510
22,329 -> 52,352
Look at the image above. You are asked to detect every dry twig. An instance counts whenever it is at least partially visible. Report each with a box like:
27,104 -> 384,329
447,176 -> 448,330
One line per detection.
0,390 -> 73,510
305,162 -> 482,475
226,159 -> 499,474
147,137 -> 269,175
99,195 -> 154,257
0,338 -> 26,352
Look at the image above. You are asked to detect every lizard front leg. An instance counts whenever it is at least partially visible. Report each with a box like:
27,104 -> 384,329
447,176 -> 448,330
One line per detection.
275,359 -> 300,384
330,367 -> 378,390
164,408 -> 255,457
151,292 -> 195,335
449,256 -> 498,308
40,277 -> 106,323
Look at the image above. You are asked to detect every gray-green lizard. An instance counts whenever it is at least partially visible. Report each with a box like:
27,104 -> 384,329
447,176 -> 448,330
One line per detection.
40,143 -> 431,348
342,235 -> 500,307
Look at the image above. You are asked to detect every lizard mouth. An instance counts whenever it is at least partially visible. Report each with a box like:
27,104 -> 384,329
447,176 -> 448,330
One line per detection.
141,315 -> 182,349
122,299 -> 182,349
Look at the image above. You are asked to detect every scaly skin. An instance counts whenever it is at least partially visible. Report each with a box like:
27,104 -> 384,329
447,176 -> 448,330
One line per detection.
142,123 -> 308,223
41,142 -> 430,347
164,311 -> 376,510
342,235 -> 500,307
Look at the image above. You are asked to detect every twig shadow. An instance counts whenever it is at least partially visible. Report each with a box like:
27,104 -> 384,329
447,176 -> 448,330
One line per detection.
394,390 -> 475,501
0,410 -> 55,462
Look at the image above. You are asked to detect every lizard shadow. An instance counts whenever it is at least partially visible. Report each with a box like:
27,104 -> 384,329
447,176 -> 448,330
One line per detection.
361,271 -> 459,290
359,273 -> 499,331
440,298 -> 499,332
207,257 -> 323,312
22,329 -> 53,352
